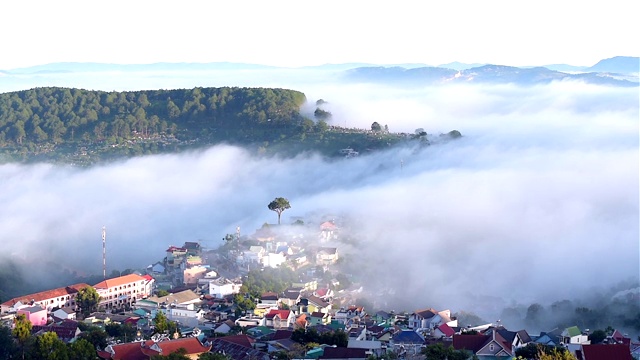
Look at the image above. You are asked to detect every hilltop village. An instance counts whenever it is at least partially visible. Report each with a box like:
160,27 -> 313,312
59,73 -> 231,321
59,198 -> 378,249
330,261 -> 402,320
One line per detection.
0,215 -> 638,360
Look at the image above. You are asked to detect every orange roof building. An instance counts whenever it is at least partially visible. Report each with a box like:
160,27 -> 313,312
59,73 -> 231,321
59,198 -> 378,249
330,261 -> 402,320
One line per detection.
93,274 -> 152,310
98,338 -> 211,360
1,283 -> 89,314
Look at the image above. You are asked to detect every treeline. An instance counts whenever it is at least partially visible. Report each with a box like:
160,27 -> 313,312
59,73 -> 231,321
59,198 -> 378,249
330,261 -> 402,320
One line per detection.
0,86 -> 306,153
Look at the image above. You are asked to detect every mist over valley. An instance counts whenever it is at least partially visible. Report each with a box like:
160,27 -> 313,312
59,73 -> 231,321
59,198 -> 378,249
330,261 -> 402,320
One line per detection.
0,64 -> 638,334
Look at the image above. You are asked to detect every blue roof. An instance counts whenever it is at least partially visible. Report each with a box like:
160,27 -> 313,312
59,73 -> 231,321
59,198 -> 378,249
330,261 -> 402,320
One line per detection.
393,330 -> 424,343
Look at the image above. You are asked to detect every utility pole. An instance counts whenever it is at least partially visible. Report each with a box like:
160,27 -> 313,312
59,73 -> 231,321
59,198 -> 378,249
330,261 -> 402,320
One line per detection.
102,226 -> 106,279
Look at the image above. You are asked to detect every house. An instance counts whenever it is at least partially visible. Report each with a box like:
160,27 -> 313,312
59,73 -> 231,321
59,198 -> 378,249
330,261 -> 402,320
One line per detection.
348,339 -> 383,357
433,323 -> 455,338
185,255 -> 203,267
17,305 -> 47,326
391,330 -> 425,356
579,343 -> 633,360
214,319 -> 236,334
182,241 -> 202,257
408,308 -> 457,331
334,306 -> 365,325
260,292 -> 280,308
562,326 -> 590,345
319,221 -> 338,241
279,288 -> 302,308
242,246 -> 265,264
295,314 -> 308,329
98,337 -> 211,360
1,283 -> 90,314
316,247 -> 339,265
309,312 -> 331,326
183,265 -> 208,285
265,309 -> 294,329
32,319 -> 80,343
261,252 -> 286,268
300,296 -> 331,314
291,279 -> 318,292
141,274 -> 155,298
453,332 -> 514,358
93,274 -> 152,310
372,311 -> 394,326
165,246 -> 188,268
314,287 -> 334,301
209,335 -> 268,360
52,307 -> 77,321
147,262 -> 166,274
202,277 -> 242,298
145,289 -> 201,307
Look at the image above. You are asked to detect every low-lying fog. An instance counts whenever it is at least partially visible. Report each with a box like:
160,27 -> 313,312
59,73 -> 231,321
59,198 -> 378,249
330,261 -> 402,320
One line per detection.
0,69 -> 638,319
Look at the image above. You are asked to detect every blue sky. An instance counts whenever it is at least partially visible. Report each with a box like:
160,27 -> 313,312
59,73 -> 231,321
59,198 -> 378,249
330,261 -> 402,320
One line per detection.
1,0 -> 638,69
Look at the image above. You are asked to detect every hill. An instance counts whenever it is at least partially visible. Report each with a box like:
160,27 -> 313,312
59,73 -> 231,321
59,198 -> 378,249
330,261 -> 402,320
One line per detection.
587,56 -> 640,74
343,64 -> 639,86
0,87 -> 444,165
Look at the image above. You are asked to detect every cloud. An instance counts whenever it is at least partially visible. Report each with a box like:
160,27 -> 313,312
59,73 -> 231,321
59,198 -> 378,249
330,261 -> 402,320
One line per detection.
0,75 -> 637,320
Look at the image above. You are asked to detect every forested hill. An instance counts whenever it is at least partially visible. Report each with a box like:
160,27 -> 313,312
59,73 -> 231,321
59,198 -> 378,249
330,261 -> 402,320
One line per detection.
0,86 -> 310,164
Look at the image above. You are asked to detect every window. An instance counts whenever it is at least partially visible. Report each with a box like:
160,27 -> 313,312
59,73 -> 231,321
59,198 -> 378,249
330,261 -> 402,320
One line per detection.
489,344 -> 494,351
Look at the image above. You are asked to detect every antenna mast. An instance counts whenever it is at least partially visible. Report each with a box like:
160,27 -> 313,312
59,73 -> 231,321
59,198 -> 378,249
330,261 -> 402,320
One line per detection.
102,226 -> 106,279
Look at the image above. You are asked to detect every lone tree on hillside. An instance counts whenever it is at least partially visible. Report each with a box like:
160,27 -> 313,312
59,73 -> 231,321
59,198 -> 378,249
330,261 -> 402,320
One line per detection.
268,197 -> 291,225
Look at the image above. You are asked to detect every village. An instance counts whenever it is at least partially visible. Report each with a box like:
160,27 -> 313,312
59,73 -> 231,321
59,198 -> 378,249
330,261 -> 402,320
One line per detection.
0,214 -> 638,360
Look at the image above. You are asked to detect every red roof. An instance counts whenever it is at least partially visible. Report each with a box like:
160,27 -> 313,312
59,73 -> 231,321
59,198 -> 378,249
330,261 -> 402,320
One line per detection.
316,288 -> 328,297
437,323 -> 455,337
141,274 -> 154,282
93,274 -> 145,290
140,337 -> 211,357
166,246 -> 186,252
581,344 -> 633,360
320,221 -> 337,230
214,334 -> 255,348
265,309 -> 291,319
98,342 -> 147,360
1,283 -> 89,307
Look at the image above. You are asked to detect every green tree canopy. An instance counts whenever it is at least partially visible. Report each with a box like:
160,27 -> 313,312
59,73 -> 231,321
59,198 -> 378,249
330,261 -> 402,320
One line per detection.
268,197 -> 291,225
76,286 -> 100,317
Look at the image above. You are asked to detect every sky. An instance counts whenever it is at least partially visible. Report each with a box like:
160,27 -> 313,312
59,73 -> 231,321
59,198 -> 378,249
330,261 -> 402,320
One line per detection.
1,0 -> 638,70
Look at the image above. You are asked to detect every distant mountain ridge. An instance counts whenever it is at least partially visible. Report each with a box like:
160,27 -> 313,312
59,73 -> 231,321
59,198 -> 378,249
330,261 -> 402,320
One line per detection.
3,56 -> 638,75
342,63 -> 639,87
586,56 -> 639,73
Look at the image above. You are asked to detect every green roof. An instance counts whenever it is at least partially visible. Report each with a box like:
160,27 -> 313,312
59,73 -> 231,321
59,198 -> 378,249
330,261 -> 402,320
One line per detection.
566,326 -> 581,337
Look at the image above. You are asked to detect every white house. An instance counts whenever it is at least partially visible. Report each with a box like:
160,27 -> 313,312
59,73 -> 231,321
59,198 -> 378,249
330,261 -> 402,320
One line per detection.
203,278 -> 242,299
262,252 -> 286,268
408,308 -> 457,330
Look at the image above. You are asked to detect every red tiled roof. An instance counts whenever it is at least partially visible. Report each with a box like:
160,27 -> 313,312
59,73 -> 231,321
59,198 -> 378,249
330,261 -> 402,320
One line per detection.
93,274 -> 145,289
141,337 -> 211,357
265,309 -> 291,319
437,323 -> 455,337
320,221 -> 337,230
582,344 -> 633,360
261,292 -> 278,300
214,334 -> 255,348
100,342 -> 147,360
141,274 -> 154,281
413,308 -> 437,319
1,283 -> 89,307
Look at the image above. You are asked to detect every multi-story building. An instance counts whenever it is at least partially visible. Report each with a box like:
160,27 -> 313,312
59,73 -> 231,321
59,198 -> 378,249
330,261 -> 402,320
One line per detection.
93,274 -> 153,309
0,283 -> 89,314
